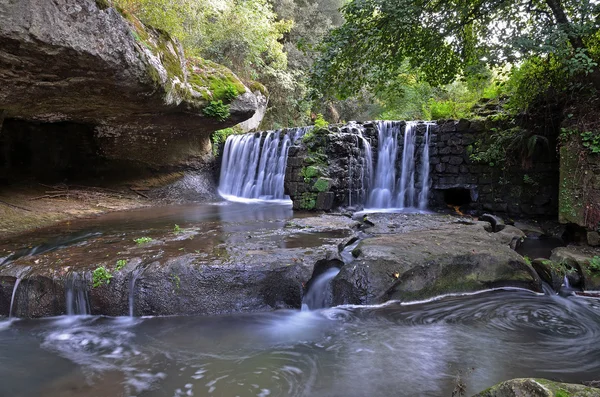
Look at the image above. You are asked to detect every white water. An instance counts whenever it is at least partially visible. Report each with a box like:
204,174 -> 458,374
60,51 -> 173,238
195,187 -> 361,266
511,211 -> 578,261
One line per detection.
129,267 -> 144,317
8,278 -> 21,319
301,267 -> 340,311
219,127 -> 312,202
367,121 -> 433,210
66,273 -> 90,316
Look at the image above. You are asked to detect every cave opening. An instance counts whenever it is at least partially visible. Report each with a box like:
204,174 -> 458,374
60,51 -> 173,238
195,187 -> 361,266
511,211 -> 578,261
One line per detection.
443,188 -> 472,206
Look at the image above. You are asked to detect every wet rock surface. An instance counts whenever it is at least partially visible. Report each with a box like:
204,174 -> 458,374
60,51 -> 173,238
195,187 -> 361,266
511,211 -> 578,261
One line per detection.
472,378 -> 600,397
333,213 -> 541,305
0,210 -> 352,317
0,209 -> 555,317
550,246 -> 600,291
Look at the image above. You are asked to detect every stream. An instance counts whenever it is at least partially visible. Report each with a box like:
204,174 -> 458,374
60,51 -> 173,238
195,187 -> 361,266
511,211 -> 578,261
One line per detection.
1,290 -> 600,396
1,203 -> 600,396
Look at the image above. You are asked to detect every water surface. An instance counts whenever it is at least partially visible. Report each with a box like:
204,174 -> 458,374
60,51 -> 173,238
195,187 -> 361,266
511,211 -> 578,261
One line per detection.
1,290 -> 599,397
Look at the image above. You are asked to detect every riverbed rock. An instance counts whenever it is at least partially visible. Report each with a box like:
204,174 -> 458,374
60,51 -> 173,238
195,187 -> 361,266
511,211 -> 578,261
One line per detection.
332,213 -> 541,305
551,247 -> 600,291
0,215 -> 350,317
472,378 -> 600,397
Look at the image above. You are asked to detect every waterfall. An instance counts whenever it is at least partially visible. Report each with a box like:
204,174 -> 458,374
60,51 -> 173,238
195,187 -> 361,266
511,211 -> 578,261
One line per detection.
129,267 -> 144,317
301,267 -> 340,311
66,273 -> 90,316
219,127 -> 312,201
9,278 -> 22,319
367,121 -> 398,208
367,121 -> 433,210
418,124 -> 432,210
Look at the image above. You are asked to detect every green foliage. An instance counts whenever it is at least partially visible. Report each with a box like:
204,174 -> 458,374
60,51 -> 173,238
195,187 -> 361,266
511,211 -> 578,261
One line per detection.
311,0 -> 599,115
589,256 -> 600,273
92,266 -> 113,288
203,100 -> 230,121
581,131 -> 600,154
523,256 -> 532,266
115,259 -> 127,271
313,114 -> 329,129
301,166 -> 320,182
299,192 -> 317,210
210,126 -> 243,156
470,127 -> 549,169
173,224 -> 181,234
134,237 -> 152,245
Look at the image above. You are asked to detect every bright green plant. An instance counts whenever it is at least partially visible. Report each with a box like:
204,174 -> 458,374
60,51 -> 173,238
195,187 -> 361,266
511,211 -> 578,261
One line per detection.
115,259 -> 127,271
314,113 -> 329,129
134,237 -> 152,245
589,256 -> 600,273
173,224 -> 181,234
92,266 -> 113,288
581,131 -> 600,154
203,100 -> 230,121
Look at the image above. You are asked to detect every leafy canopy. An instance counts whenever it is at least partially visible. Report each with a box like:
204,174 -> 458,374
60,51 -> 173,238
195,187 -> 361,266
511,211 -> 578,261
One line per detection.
312,0 -> 600,99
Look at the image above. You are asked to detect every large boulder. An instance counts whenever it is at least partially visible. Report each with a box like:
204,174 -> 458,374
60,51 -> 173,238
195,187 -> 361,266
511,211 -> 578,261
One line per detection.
332,213 -> 541,305
473,378 -> 600,397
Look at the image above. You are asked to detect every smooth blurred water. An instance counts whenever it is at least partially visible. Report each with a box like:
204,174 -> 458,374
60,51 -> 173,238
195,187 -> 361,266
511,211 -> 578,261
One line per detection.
1,290 -> 599,397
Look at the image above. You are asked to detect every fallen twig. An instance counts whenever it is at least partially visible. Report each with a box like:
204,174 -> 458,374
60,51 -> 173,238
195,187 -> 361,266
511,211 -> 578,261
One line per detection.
0,199 -> 33,212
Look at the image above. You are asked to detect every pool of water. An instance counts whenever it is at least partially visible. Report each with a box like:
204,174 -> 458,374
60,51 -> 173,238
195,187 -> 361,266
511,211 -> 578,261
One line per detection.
1,290 -> 599,397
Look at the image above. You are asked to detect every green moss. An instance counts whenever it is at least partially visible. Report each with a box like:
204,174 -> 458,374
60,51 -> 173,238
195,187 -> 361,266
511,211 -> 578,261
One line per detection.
313,178 -> 329,192
559,144 -> 585,224
301,166 -> 321,182
95,0 -> 110,10
187,57 -> 246,102
299,192 -> 317,210
247,81 -> 269,96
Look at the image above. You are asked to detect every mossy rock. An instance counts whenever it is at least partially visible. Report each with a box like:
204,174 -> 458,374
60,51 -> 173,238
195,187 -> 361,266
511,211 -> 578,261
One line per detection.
473,378 -> 600,397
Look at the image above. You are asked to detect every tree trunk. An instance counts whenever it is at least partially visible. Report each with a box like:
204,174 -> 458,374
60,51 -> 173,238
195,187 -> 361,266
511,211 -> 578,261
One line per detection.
545,0 -> 586,50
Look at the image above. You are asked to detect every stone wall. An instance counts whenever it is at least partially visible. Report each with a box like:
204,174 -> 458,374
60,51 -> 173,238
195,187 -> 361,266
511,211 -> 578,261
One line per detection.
559,136 -> 600,245
285,124 -> 377,210
430,120 -> 559,217
284,120 -> 560,218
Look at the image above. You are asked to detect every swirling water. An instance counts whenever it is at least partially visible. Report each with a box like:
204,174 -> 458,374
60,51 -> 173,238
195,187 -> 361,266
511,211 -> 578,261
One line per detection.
1,290 -> 599,397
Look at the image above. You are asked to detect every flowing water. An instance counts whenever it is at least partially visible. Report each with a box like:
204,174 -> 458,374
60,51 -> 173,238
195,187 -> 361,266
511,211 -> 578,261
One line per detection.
219,127 -> 312,202
367,121 -> 433,210
1,290 -> 599,396
301,267 -> 341,311
65,273 -> 90,316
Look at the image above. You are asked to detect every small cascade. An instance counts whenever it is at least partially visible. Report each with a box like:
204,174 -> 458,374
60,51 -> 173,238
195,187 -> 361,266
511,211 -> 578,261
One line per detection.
219,127 -> 312,201
368,121 -> 398,208
65,273 -> 90,316
367,121 -> 433,210
417,124 -> 432,210
128,267 -> 144,317
9,278 -> 22,319
397,122 -> 417,208
301,267 -> 340,311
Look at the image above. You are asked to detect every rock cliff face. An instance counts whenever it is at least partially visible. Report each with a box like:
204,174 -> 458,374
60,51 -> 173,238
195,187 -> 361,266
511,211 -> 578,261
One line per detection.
0,0 -> 261,175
